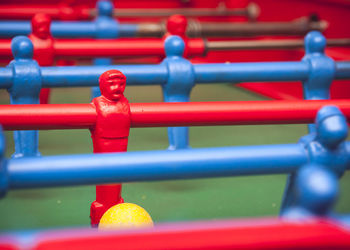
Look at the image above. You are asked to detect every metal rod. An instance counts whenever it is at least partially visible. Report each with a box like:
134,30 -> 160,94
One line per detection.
136,18 -> 328,38
0,18 -> 327,39
110,3 -> 259,20
0,3 -> 258,20
186,18 -> 328,38
206,38 -> 350,51
0,100 -> 349,130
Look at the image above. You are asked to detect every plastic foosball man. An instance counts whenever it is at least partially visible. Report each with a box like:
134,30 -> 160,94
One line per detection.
98,203 -> 154,230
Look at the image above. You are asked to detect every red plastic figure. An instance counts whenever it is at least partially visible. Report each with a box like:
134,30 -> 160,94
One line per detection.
165,15 -> 189,57
29,13 -> 54,104
89,70 -> 131,227
166,14 -> 188,38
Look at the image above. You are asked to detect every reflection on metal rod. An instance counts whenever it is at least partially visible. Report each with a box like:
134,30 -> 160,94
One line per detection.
206,38 -> 350,51
187,17 -> 328,37
110,3 -> 259,20
136,17 -> 328,38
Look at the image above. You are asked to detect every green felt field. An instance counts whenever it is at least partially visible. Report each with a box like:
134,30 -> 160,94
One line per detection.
0,84 -> 349,232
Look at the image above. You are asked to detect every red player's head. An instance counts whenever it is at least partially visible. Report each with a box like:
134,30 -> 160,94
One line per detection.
166,15 -> 187,36
32,13 -> 51,39
99,70 -> 127,101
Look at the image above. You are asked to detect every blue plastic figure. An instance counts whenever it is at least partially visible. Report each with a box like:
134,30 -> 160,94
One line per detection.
162,36 -> 195,150
281,106 -> 348,215
92,0 -> 119,99
7,36 -> 41,158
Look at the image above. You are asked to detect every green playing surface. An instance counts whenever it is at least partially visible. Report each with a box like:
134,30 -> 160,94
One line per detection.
1,84 -> 349,231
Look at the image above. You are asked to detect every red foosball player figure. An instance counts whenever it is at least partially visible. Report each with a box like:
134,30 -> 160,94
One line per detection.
164,14 -> 190,58
89,70 -> 131,227
28,13 -> 54,104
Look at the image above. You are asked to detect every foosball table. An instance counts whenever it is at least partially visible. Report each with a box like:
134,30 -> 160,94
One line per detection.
0,0 -> 350,249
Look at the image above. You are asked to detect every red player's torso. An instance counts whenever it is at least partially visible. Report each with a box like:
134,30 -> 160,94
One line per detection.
28,34 -> 55,66
90,95 -> 131,153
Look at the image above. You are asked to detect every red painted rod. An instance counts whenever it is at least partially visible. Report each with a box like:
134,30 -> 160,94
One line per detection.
1,37 -> 350,59
26,220 -> 350,250
0,40 -> 11,56
0,100 -> 349,130
0,5 -> 90,20
0,5 -> 252,20
54,38 -> 165,57
0,38 -> 205,58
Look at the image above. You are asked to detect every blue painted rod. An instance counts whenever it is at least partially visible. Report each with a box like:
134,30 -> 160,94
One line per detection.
51,22 -> 96,38
194,61 -> 350,83
40,65 -> 169,87
0,68 -> 13,89
0,21 -> 138,38
118,24 -> 140,37
0,61 -> 349,88
0,21 -> 30,37
37,61 -> 350,87
193,62 -> 310,83
8,144 -> 309,189
335,61 -> 350,79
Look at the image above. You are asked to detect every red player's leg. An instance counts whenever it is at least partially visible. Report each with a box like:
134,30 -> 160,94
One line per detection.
90,184 -> 124,227
39,88 -> 50,104
89,138 -> 129,226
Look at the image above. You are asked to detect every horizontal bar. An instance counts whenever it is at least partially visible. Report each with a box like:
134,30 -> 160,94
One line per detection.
50,21 -> 96,38
335,61 -> 350,79
206,38 -> 350,51
0,21 -> 96,37
0,68 -> 13,89
0,104 -> 96,130
51,21 -> 138,38
0,21 -> 137,38
53,38 -> 165,57
0,5 -> 62,20
2,38 -> 350,59
0,21 -> 30,37
3,219 -> 350,249
0,100 -> 349,130
118,24 -> 139,38
0,3 -> 256,20
0,38 -> 206,58
0,61 -> 349,88
193,61 -> 310,83
1,38 -> 349,59
189,19 -> 327,37
130,100 -> 350,127
38,61 -> 350,86
112,5 -> 255,18
7,144 -> 307,188
0,18 -> 327,39
136,23 -> 164,37
40,65 -> 168,87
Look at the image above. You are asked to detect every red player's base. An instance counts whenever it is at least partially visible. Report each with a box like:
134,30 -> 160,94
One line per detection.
39,88 -> 50,104
90,185 -> 124,227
